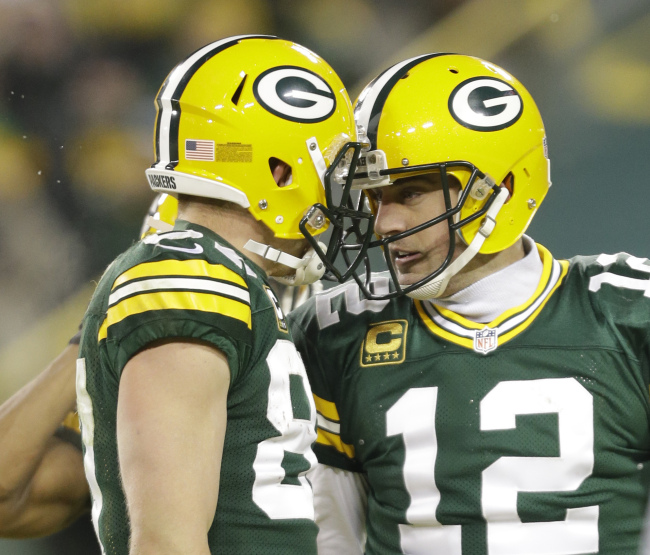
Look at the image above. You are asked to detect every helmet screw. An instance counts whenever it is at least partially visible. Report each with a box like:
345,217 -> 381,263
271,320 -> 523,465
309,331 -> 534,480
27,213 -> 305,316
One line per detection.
401,158 -> 409,166
258,199 -> 268,210
527,198 -> 537,210
368,154 -> 377,164
275,215 -> 284,224
309,142 -> 317,151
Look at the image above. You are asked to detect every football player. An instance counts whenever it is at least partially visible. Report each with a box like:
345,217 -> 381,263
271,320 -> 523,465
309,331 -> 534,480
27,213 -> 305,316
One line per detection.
290,54 -> 650,554
0,187 -> 318,544
0,194 -> 177,540
76,35 -> 357,555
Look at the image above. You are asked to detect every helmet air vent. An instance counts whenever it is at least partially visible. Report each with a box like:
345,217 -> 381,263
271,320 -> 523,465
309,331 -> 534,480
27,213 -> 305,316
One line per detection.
231,73 -> 248,105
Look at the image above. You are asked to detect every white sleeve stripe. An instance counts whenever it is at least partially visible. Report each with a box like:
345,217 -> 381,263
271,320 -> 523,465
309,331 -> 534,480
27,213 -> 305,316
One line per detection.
317,413 -> 341,434
108,277 -> 251,306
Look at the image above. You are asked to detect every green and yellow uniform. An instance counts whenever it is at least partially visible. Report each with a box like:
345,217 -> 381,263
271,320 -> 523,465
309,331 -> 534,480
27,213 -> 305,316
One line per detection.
78,220 -> 318,555
289,245 -> 650,554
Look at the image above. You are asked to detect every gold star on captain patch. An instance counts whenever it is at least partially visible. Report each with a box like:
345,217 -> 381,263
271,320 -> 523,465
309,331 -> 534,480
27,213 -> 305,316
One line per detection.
392,352 -> 399,359
383,353 -> 390,360
366,355 -> 372,363
374,354 -> 381,361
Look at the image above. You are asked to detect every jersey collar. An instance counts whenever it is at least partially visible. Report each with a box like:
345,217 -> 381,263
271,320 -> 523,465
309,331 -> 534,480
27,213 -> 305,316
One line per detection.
415,243 -> 569,352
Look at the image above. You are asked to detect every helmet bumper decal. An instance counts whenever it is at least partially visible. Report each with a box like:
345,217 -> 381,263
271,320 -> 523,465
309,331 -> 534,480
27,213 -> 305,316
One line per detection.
145,168 -> 250,207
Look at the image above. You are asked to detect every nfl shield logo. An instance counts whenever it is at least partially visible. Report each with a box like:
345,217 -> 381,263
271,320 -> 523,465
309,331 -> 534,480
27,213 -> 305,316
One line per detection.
474,327 -> 498,354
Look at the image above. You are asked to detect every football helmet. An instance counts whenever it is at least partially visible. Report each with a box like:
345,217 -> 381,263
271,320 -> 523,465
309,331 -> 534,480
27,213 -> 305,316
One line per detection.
140,193 -> 178,238
304,53 -> 550,299
145,35 -> 358,284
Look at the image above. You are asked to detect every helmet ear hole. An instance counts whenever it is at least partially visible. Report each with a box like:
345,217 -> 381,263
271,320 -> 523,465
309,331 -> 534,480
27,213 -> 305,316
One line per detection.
269,157 -> 293,187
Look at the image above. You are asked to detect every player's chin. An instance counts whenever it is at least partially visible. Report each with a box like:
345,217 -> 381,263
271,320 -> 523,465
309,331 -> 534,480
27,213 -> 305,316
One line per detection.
267,263 -> 294,278
394,268 -> 426,287
393,260 -> 441,288
273,236 -> 310,259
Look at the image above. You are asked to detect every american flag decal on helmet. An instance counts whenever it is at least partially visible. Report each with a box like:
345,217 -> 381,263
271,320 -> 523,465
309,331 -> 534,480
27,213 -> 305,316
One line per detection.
185,139 -> 215,161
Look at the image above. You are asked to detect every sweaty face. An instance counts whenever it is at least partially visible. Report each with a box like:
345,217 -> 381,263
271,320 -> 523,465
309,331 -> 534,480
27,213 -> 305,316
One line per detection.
370,172 -> 463,286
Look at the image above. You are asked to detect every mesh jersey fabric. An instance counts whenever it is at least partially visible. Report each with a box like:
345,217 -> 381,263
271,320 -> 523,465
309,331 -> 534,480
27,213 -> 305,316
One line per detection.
289,246 -> 650,555
78,220 -> 318,554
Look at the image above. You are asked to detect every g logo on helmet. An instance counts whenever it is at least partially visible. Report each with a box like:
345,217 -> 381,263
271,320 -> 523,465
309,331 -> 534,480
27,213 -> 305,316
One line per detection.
449,77 -> 523,131
254,66 -> 336,123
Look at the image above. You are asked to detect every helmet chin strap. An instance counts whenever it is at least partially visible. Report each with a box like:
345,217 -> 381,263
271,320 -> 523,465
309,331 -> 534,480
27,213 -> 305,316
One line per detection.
406,187 -> 510,300
243,239 -> 327,286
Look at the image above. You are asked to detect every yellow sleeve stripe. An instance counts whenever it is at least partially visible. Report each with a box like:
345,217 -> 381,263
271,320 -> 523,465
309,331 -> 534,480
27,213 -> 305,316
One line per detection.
61,412 -> 80,433
313,393 -> 340,422
98,290 -> 251,341
113,259 -> 246,290
316,428 -> 355,459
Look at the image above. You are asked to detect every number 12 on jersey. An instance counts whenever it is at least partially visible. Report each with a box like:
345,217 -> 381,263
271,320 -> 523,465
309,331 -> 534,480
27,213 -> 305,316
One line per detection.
386,378 -> 599,555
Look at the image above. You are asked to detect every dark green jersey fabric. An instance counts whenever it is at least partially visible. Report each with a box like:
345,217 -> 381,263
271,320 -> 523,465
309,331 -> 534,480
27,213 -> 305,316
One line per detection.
289,246 -> 650,555
78,220 -> 318,555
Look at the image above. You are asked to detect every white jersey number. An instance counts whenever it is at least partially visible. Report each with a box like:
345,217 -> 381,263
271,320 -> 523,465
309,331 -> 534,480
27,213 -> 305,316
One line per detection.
589,253 -> 650,296
386,378 -> 599,554
252,339 -> 318,520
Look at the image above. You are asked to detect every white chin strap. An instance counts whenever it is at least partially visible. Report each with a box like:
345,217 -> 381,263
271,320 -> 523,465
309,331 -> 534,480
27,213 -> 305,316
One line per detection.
144,216 -> 175,233
406,187 -> 510,300
243,240 -> 327,286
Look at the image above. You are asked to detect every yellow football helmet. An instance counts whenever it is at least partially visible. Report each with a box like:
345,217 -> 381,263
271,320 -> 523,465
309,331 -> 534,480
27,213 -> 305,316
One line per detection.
139,193 -> 178,238
145,35 -> 358,284
317,53 -> 550,299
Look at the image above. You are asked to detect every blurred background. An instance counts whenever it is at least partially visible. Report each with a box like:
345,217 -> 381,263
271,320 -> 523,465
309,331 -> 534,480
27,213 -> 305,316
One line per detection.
0,0 -> 648,552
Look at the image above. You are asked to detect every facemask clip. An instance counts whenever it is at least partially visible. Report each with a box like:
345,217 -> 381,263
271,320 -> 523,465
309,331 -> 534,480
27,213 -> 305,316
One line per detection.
469,174 -> 496,201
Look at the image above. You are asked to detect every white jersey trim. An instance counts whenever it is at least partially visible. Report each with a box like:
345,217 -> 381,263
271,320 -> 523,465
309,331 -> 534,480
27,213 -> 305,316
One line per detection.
108,276 -> 251,307
76,358 -> 107,555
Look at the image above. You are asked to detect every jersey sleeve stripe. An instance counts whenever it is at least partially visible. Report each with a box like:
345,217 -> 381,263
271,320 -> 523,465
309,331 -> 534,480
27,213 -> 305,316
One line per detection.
316,428 -> 355,459
112,259 -> 247,290
317,413 -> 340,434
108,277 -> 250,307
313,393 -> 341,422
98,290 -> 252,341
313,394 -> 355,458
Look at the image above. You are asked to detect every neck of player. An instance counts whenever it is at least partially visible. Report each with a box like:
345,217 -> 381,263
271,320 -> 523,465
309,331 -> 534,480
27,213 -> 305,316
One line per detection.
177,196 -> 308,279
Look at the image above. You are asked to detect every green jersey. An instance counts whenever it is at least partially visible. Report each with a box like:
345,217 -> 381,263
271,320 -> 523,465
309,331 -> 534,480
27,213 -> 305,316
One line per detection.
77,220 -> 318,555
289,244 -> 650,555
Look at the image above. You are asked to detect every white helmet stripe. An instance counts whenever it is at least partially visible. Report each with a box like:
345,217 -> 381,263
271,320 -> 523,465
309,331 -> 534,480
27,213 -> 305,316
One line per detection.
354,53 -> 451,150
153,35 -> 275,170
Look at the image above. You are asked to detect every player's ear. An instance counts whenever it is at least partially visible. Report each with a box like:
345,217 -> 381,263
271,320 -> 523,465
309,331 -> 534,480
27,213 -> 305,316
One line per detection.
269,158 -> 292,187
